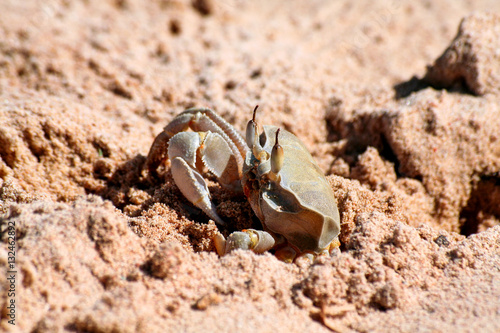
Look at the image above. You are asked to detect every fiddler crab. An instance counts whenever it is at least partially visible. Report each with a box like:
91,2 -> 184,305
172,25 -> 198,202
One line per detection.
146,106 -> 340,263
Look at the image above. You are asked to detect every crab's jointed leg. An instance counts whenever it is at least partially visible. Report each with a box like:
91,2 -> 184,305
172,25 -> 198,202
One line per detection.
146,108 -> 248,178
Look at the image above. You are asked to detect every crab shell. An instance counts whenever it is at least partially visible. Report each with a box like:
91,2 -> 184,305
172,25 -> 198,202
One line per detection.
242,125 -> 340,254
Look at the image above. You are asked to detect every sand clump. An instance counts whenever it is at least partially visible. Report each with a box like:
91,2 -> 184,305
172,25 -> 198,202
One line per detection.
425,12 -> 500,95
327,88 -> 500,234
1,1 -> 500,332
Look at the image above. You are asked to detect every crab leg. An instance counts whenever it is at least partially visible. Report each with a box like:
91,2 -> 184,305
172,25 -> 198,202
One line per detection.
214,229 -> 276,256
146,108 -> 248,177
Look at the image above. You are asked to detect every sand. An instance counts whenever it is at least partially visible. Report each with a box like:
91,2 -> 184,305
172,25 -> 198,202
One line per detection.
1,1 -> 499,332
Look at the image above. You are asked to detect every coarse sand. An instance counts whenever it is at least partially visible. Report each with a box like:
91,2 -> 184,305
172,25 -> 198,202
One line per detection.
1,1 -> 500,332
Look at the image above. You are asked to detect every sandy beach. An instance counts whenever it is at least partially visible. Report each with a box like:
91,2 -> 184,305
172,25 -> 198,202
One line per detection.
1,1 -> 499,332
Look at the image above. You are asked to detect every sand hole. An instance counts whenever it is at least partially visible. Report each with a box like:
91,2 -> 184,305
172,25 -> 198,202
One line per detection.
459,175 -> 500,236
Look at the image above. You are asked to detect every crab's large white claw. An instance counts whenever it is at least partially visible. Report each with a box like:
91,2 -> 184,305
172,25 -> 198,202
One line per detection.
170,156 -> 225,226
146,108 -> 251,226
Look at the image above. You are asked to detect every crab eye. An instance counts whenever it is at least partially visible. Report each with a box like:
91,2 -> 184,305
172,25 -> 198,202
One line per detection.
245,105 -> 259,148
246,120 -> 257,148
271,128 -> 284,174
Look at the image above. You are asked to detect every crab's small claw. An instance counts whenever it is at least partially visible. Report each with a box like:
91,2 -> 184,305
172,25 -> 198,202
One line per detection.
214,229 -> 275,256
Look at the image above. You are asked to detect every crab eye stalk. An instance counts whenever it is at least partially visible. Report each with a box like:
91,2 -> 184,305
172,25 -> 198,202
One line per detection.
245,105 -> 259,149
271,128 -> 284,174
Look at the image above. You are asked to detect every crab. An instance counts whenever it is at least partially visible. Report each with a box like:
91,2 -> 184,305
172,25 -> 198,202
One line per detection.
145,106 -> 340,262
